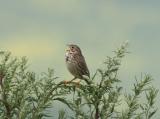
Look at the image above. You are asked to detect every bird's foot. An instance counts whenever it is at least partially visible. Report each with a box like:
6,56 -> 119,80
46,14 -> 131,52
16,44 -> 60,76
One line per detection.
63,80 -> 70,85
75,80 -> 80,88
63,80 -> 80,87
63,80 -> 75,85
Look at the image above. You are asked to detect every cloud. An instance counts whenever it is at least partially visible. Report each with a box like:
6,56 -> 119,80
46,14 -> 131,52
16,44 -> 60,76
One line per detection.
27,0 -> 80,14
0,34 -> 64,58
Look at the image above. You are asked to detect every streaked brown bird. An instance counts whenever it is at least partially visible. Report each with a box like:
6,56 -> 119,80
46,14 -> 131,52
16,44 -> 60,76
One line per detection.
65,44 -> 90,84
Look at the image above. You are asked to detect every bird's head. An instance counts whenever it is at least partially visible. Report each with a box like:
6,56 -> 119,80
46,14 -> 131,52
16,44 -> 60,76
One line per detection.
66,44 -> 82,55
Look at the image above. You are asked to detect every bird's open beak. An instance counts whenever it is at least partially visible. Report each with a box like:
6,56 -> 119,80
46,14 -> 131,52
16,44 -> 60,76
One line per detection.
65,47 -> 70,52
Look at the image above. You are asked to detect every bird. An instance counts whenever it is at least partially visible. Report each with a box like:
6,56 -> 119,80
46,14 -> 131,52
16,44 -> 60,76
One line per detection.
65,44 -> 90,84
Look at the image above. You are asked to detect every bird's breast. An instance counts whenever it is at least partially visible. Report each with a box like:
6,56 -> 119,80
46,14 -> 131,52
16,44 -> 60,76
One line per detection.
65,52 -> 74,62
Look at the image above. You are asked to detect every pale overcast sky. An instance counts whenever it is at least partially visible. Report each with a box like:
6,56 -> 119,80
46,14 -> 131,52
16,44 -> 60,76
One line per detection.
0,1 -> 160,118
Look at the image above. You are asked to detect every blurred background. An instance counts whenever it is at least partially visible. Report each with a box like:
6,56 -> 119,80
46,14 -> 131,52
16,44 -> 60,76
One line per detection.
0,0 -> 160,118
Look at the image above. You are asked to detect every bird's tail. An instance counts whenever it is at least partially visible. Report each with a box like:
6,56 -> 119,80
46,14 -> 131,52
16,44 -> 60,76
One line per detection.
82,77 -> 92,85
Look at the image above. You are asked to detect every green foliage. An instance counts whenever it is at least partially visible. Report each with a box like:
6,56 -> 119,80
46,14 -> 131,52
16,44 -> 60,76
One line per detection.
120,75 -> 158,119
0,42 -> 158,119
0,52 -> 71,119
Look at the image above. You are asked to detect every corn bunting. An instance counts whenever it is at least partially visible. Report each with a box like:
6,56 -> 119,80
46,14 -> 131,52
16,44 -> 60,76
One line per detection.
65,44 -> 90,84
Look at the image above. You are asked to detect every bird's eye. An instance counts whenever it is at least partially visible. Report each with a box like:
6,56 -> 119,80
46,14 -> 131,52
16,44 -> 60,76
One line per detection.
71,46 -> 74,49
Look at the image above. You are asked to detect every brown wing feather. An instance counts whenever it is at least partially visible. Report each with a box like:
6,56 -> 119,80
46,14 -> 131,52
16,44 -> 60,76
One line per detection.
74,54 -> 90,78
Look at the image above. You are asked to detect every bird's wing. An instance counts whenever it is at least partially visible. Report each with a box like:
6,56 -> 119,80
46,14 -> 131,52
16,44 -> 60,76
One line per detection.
76,55 -> 90,78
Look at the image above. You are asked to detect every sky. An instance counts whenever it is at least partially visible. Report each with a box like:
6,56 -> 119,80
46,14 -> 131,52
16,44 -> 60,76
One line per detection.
0,0 -> 160,118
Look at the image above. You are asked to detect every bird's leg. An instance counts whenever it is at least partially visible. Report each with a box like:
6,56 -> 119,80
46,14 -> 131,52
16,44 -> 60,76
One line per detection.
63,77 -> 77,85
75,80 -> 81,88
70,77 -> 77,82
